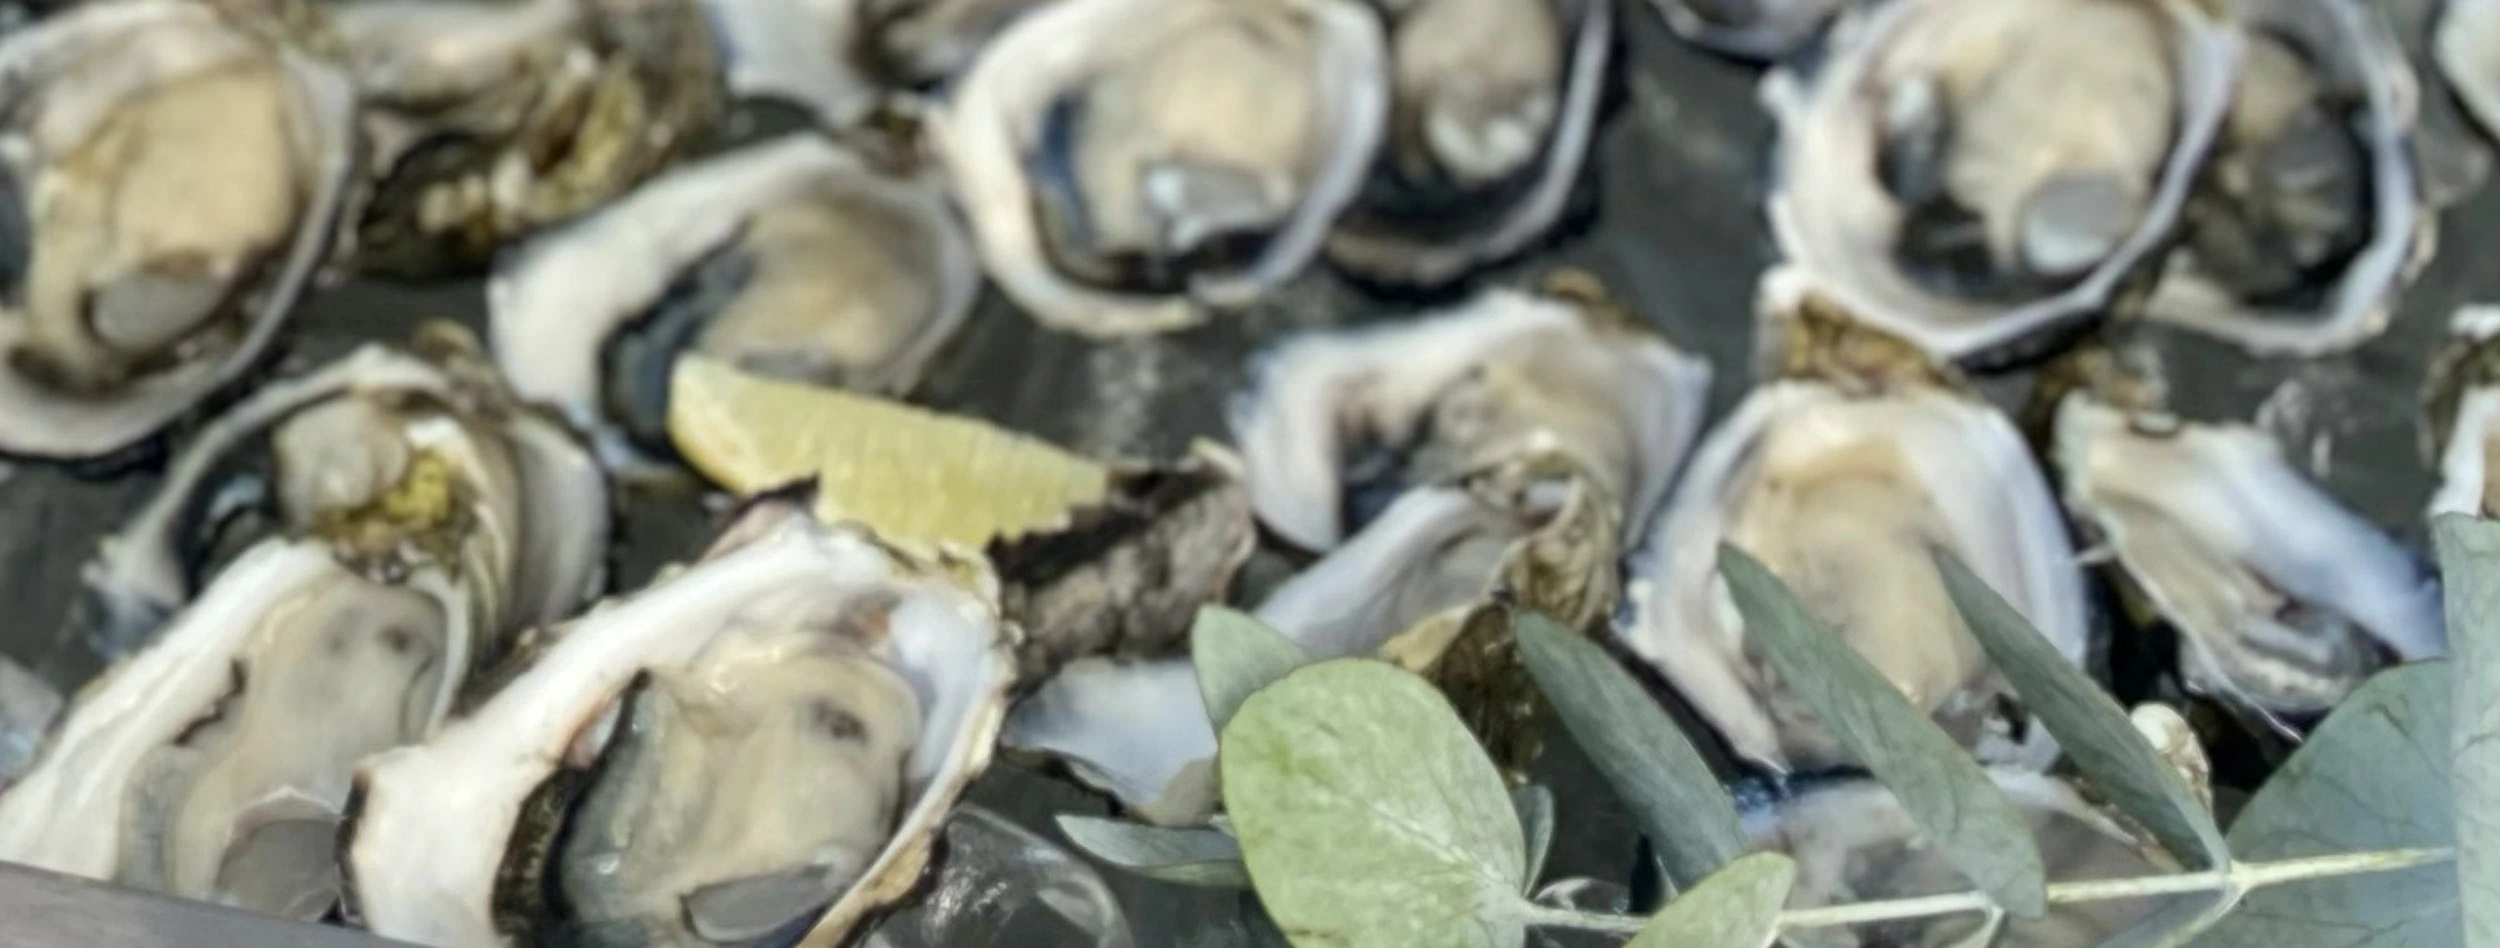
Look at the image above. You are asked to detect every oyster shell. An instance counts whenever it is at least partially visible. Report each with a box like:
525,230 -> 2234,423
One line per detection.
1322,0 -> 1609,285
933,0 -> 1388,335
2426,305 -> 2500,518
2054,388 -> 2444,720
0,0 -> 358,458
1620,276 -> 2088,772
700,0 -> 1058,126
343,497 -> 1014,948
1761,0 -> 2239,364
2144,0 -> 2432,354
312,0 -> 722,274
1231,277 -> 1710,552
1746,770 -> 2172,947
0,538 -> 474,919
81,331 -> 609,658
2439,0 -> 2500,148
491,133 -> 977,461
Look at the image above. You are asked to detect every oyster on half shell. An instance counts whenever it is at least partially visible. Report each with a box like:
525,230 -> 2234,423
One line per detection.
1762,0 -> 2239,364
1620,275 -> 2089,772
2055,388 -> 2443,721
2145,0 -> 2433,355
933,0 -> 1388,335
343,496 -> 1014,948
0,0 -> 358,458
491,133 -> 977,462
1323,0 -> 1610,285
0,539 -> 474,920
81,329 -> 609,658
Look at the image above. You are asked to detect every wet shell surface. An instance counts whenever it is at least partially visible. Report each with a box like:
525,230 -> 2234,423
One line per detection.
0,0 -> 358,458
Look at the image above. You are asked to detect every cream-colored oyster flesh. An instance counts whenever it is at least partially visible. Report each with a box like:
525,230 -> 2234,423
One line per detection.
0,0 -> 356,457
2146,0 -> 2429,355
345,503 -> 1013,948
491,134 -> 977,460
1762,0 -> 2238,362
2055,391 -> 2443,718
933,0 -> 1387,335
0,540 -> 470,919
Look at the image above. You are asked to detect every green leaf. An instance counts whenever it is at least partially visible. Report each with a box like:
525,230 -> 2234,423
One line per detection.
1057,814 -> 1250,888
1193,606 -> 1308,730
2434,515 -> 2500,948
1623,852 -> 1796,948
2196,663 -> 2458,948
1223,659 -> 1527,948
1514,612 -> 1745,887
1716,544 -> 2047,917
1932,550 -> 2227,869
1512,783 -> 1554,890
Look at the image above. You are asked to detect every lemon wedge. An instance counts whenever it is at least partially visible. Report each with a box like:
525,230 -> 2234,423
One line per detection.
667,355 -> 1114,549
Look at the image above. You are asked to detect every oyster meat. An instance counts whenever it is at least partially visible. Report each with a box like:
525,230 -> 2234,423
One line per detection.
934,0 -> 1388,335
1762,0 -> 2238,364
314,0 -> 722,273
2146,0 -> 2431,354
1324,0 -> 1609,285
1620,275 -> 2089,771
491,133 -> 977,461
0,539 -> 468,919
2055,388 -> 2444,720
0,0 -> 358,458
344,497 -> 1014,948
81,331 -> 610,658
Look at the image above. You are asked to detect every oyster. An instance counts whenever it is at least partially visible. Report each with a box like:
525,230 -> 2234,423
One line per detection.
1746,770 -> 2172,947
2144,0 -> 2432,354
2440,0 -> 2500,147
81,331 -> 609,658
343,497 -> 1015,948
312,0 -> 722,274
1620,276 -> 2088,772
0,0 -> 358,458
1231,276 -> 1710,552
933,0 -> 1388,335
1761,0 -> 2238,364
1651,0 -> 1850,60
491,134 -> 977,460
2426,305 -> 2500,518
2054,388 -> 2444,720
1323,0 -> 1609,285
700,0 -> 1056,125
0,538 -> 471,919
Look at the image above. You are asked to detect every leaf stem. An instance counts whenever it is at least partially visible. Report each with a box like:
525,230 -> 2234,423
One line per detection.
1519,848 -> 2453,936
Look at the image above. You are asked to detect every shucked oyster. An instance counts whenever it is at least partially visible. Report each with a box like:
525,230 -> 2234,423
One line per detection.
0,0 -> 358,458
307,0 -> 722,274
2428,305 -> 2500,517
934,0 -> 1388,335
81,330 -> 609,658
344,497 -> 1014,948
1762,0 -> 2239,364
1323,0 -> 1609,285
1231,276 -> 1710,552
2054,388 -> 2443,721
492,133 -> 977,461
1746,770 -> 2172,947
1621,275 -> 2088,772
1007,281 -> 1704,823
0,539 -> 471,919
2144,0 -> 2432,355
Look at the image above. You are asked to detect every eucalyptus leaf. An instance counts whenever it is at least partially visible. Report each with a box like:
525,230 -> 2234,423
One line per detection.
2434,515 -> 2500,948
1932,550 -> 2227,869
1623,852 -> 1796,948
1514,783 -> 1555,889
1193,606 -> 1309,729
1057,814 -> 1251,888
1514,613 -> 1744,887
1223,659 -> 1527,948
2197,663 -> 2458,948
1715,544 -> 2047,917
